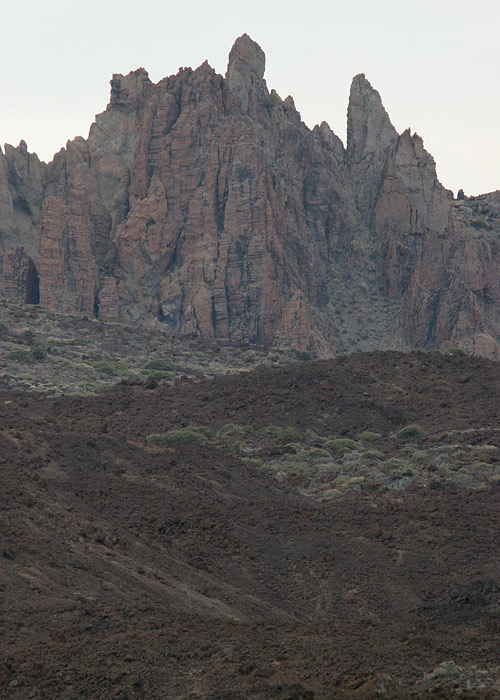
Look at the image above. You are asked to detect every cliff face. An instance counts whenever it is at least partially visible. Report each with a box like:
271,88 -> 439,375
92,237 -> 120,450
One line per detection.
1,35 -> 499,356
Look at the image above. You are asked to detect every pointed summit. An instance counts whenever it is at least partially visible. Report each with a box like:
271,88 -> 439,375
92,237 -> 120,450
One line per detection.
227,34 -> 265,81
226,34 -> 266,114
346,74 -> 398,164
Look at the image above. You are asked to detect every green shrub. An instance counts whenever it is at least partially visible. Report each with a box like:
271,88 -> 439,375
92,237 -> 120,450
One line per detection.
91,360 -> 128,376
240,457 -> 263,468
324,438 -> 362,455
402,443 -> 419,452
145,358 -> 172,371
264,425 -> 302,441
389,471 -> 403,481
302,447 -> 331,459
323,488 -> 342,499
384,457 -> 406,468
263,93 -> 279,111
390,468 -> 413,480
231,440 -> 249,454
189,425 -> 211,436
32,345 -> 47,361
7,349 -> 34,363
395,424 -> 426,439
442,346 -> 465,355
279,461 -> 312,474
426,660 -> 462,680
473,444 -> 497,452
140,369 -> 173,381
282,442 -> 302,453
146,426 -> 210,445
21,329 -> 35,342
357,431 -> 382,442
336,475 -> 365,489
256,462 -> 279,473
281,452 -> 300,462
470,218 -> 489,230
281,447 -> 331,461
471,461 -> 494,471
347,476 -> 365,485
410,451 -> 429,463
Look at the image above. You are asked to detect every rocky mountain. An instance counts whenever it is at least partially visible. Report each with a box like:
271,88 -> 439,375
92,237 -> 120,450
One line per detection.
1,34 -> 500,356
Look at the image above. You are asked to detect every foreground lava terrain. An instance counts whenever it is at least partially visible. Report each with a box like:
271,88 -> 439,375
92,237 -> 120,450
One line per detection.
1,351 -> 500,699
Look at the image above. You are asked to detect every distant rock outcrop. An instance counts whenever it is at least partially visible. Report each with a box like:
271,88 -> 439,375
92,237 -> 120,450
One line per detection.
1,35 -> 499,356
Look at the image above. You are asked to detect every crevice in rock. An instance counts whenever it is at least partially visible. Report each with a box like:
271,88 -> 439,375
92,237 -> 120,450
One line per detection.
25,260 -> 40,305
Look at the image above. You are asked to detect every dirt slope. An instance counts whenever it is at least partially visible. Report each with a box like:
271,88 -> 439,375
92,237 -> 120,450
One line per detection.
1,351 -> 500,698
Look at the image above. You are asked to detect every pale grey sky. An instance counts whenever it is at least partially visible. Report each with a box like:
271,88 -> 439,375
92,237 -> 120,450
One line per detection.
2,0 -> 499,195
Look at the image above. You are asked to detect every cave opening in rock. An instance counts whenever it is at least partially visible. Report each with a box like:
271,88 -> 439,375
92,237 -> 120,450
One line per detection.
25,261 -> 40,305
93,293 -> 100,319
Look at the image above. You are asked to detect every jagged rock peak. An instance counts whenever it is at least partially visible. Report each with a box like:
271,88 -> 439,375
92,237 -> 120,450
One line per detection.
225,34 -> 266,115
347,73 -> 398,163
227,34 -> 266,80
109,67 -> 151,108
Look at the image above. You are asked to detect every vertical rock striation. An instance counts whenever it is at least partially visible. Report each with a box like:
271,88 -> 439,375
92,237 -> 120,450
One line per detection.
1,35 -> 499,356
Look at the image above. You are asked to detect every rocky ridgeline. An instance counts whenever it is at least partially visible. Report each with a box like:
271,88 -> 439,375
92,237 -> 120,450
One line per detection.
1,35 -> 500,356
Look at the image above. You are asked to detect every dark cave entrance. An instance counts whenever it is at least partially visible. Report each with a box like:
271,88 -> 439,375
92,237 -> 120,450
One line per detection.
25,261 -> 40,305
93,293 -> 100,319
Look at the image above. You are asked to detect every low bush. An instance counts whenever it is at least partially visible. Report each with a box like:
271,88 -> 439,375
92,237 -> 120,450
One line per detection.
473,444 -> 497,452
264,425 -> 302,441
91,360 -> 128,376
357,431 -> 382,442
471,461 -> 494,471
395,424 -> 426,439
7,349 -> 33,363
32,345 -> 47,361
323,488 -> 342,499
389,469 -> 413,481
282,442 -> 302,453
232,440 -> 250,454
146,426 -> 210,445
302,447 -> 331,459
145,358 -> 172,371
21,329 -> 35,343
324,438 -> 362,455
336,475 -> 365,489
442,346 -> 465,356
239,457 -> 263,468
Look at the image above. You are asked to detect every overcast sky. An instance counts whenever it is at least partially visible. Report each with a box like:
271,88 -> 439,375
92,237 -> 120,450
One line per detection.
2,0 -> 498,196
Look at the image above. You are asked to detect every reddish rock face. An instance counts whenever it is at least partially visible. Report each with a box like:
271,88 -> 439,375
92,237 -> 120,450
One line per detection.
1,246 -> 39,304
0,35 -> 499,356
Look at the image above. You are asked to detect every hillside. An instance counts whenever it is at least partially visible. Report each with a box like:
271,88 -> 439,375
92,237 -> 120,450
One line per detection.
2,350 -> 500,698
